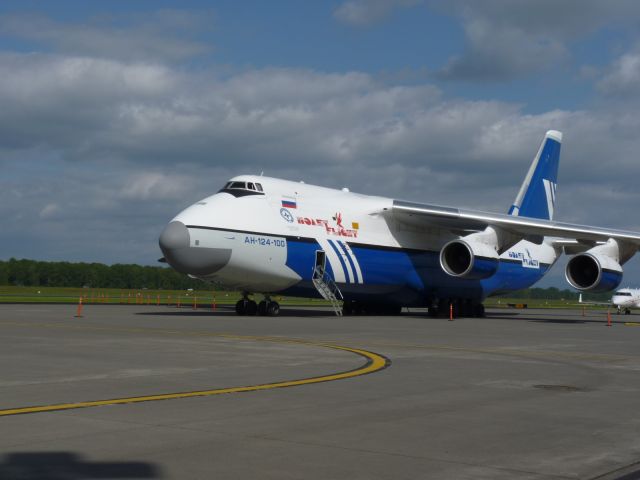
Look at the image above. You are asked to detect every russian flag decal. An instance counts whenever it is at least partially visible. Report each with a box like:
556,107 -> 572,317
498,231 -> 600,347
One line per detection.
281,198 -> 297,209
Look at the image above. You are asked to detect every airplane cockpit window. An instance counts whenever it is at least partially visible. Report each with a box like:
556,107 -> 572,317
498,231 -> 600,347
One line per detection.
615,291 -> 632,296
218,180 -> 265,197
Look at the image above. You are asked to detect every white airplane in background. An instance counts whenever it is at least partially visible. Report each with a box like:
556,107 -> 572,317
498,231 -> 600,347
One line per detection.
579,288 -> 640,315
159,130 -> 640,317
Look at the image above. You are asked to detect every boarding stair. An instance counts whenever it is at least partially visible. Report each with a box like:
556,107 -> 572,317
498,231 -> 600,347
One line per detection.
312,265 -> 343,316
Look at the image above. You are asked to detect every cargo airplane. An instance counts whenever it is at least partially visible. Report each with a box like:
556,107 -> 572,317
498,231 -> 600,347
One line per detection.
159,130 -> 640,317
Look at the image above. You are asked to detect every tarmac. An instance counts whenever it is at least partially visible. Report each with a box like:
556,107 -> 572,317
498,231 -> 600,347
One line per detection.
1,304 -> 640,479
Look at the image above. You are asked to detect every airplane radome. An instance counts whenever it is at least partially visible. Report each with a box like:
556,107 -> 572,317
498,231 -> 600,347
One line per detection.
159,130 -> 640,317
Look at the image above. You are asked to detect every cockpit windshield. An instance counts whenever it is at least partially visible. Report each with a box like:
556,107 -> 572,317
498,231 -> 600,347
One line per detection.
219,180 -> 265,196
614,291 -> 632,296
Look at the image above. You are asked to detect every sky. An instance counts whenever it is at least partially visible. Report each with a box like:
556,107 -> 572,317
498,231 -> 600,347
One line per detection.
2,0 -> 640,288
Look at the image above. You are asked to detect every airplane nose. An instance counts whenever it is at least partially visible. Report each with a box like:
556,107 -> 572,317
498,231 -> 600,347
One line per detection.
159,221 -> 232,276
159,220 -> 190,251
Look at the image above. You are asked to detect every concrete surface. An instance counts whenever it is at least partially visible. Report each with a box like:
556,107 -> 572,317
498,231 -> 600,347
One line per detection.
1,304 -> 640,479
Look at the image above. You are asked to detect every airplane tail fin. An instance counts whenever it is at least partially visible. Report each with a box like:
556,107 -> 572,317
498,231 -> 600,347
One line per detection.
508,130 -> 562,220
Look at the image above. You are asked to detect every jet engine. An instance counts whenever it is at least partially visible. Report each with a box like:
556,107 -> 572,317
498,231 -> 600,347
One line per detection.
440,238 -> 499,280
565,239 -> 628,292
565,252 -> 622,292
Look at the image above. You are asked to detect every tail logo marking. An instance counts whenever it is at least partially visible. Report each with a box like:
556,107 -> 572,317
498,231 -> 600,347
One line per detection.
542,179 -> 557,220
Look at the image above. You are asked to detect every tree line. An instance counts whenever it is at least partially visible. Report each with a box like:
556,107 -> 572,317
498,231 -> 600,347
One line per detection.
0,258 -> 614,300
0,258 -> 204,290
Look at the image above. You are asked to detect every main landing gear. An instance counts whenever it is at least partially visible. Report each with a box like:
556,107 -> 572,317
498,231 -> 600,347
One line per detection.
235,295 -> 280,316
342,300 -> 402,316
428,299 -> 485,318
616,306 -> 631,315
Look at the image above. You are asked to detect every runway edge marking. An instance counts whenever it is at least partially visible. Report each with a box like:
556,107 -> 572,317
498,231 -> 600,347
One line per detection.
0,337 -> 390,417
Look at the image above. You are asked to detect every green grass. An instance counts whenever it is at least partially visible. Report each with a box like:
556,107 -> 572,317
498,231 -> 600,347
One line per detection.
484,296 -> 608,310
0,285 -> 330,307
0,286 -> 609,310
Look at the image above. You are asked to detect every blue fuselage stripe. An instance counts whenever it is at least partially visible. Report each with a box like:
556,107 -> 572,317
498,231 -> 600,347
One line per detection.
337,240 -> 359,283
187,225 -> 553,304
328,240 -> 351,283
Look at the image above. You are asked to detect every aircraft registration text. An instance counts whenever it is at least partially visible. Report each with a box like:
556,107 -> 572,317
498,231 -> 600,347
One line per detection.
244,236 -> 286,247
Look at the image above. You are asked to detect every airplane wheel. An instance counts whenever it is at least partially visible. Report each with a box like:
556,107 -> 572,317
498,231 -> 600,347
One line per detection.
359,303 -> 371,315
473,304 -> 485,318
465,301 -> 476,317
246,300 -> 258,316
342,301 -> 353,316
361,303 -> 376,315
385,304 -> 402,315
267,301 -> 280,316
351,302 -> 365,315
235,300 -> 247,315
258,300 -> 268,316
625,309 -> 631,315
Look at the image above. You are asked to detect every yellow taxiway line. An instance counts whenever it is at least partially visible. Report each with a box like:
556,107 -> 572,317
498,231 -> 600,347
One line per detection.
0,329 -> 389,417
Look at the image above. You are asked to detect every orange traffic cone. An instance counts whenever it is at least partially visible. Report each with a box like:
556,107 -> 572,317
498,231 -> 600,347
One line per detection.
75,297 -> 84,318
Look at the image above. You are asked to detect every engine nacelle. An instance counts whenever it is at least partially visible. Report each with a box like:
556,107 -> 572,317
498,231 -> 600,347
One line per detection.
440,239 -> 499,280
565,252 -> 623,292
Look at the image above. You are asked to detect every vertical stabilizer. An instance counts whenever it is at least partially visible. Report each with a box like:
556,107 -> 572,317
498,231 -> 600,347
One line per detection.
508,130 -> 562,220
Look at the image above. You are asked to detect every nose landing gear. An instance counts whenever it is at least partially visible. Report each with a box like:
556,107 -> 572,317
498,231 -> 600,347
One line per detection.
235,296 -> 257,315
258,297 -> 280,316
235,295 -> 280,316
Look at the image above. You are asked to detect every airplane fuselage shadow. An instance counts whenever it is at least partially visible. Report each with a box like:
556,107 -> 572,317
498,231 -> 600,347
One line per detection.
135,307 -> 338,318
0,452 -> 161,480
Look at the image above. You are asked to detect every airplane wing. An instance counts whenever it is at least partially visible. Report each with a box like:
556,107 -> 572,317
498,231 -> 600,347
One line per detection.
385,200 -> 640,248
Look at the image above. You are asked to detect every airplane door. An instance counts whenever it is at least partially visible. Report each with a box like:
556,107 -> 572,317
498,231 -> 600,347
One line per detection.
314,250 -> 326,278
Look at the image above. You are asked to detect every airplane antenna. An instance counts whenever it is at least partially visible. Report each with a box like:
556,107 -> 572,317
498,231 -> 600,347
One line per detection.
260,171 -> 264,176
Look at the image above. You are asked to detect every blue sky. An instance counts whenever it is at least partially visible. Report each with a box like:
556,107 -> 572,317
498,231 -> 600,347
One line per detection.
1,0 -> 640,288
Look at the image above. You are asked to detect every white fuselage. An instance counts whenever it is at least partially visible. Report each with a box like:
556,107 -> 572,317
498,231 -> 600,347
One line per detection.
612,288 -> 640,309
159,175 -> 560,307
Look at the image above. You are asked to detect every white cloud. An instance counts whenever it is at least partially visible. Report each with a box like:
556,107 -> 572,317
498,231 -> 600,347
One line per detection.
334,0 -> 421,27
0,50 -> 638,210
431,0 -> 640,81
437,16 -> 567,81
597,51 -> 640,97
120,173 -> 192,201
39,203 -> 60,219
0,11 -> 212,62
